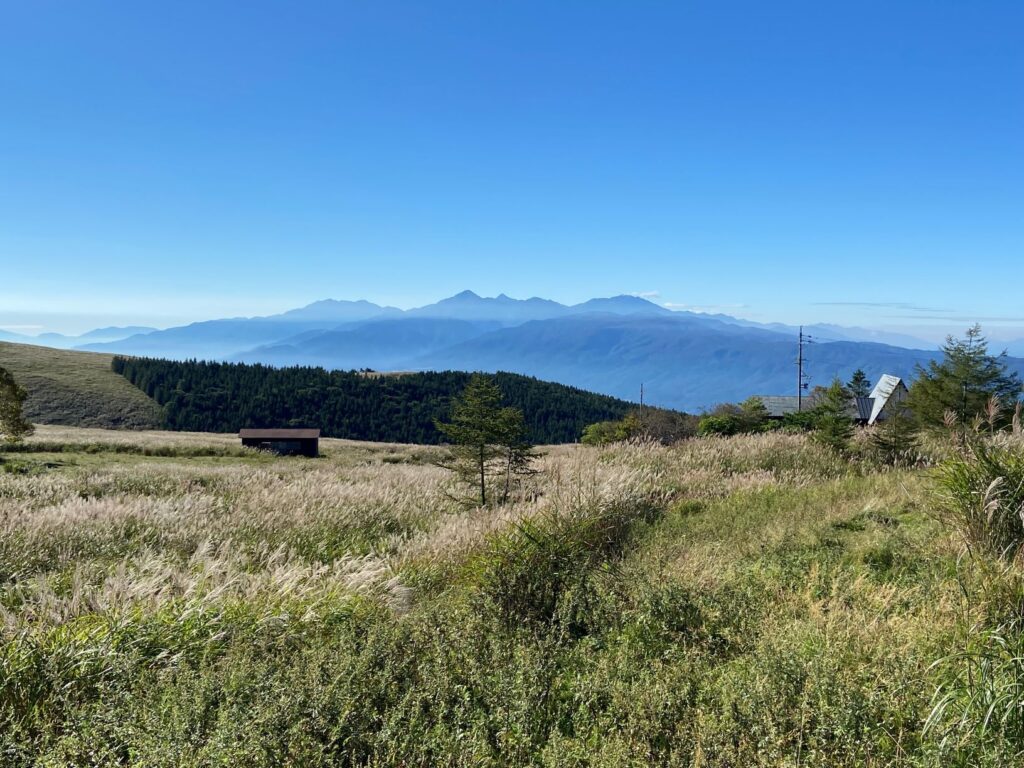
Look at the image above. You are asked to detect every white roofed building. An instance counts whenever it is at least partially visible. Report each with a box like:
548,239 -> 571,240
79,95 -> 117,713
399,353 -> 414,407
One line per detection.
867,374 -> 909,425
756,373 -> 909,425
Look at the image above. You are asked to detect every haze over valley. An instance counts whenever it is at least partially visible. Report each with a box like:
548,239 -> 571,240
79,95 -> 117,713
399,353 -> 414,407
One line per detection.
5,290 -> 1017,411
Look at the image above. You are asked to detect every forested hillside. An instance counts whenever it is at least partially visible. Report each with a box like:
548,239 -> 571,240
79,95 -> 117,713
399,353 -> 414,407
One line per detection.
112,356 -> 637,444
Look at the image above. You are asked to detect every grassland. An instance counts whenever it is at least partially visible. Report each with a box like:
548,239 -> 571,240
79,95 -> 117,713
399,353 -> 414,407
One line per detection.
0,426 -> 1019,765
0,342 -> 162,429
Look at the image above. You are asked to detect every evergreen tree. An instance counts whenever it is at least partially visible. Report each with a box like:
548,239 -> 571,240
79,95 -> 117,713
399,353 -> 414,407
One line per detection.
812,378 -> 854,452
110,356 -> 638,444
905,325 -> 1022,431
0,366 -> 33,452
493,405 -> 538,503
435,374 -> 536,505
847,369 -> 871,398
871,408 -> 918,467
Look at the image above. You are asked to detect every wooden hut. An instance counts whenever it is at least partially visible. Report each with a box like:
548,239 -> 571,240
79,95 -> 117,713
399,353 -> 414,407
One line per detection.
239,428 -> 320,457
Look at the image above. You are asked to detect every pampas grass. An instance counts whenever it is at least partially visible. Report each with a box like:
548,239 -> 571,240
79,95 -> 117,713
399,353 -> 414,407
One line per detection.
0,424 -> 1005,765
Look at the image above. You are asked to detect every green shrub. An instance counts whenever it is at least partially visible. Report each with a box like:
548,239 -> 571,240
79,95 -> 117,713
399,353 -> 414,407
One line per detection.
471,503 -> 647,630
934,437 -> 1024,559
926,603 -> 1024,762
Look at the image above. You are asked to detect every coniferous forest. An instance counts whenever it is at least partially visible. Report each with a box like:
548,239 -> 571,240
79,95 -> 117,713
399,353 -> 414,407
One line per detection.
111,356 -> 636,444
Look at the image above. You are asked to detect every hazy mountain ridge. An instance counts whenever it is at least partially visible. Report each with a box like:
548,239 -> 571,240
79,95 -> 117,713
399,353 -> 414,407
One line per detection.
0,326 -> 158,349
10,291 -> 1024,411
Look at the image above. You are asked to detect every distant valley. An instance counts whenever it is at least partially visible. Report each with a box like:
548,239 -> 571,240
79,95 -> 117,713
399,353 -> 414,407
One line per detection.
12,291 -> 1024,411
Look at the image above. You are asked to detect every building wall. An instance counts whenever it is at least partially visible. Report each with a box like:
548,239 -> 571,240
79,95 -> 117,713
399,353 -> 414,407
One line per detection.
241,438 -> 318,457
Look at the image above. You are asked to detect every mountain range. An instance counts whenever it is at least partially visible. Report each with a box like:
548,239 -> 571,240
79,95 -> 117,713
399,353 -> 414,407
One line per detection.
10,291 -> 1024,412
0,326 -> 158,349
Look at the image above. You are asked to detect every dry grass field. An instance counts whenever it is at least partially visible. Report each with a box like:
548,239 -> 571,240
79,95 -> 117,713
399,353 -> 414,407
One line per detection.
1,426 -> 1020,765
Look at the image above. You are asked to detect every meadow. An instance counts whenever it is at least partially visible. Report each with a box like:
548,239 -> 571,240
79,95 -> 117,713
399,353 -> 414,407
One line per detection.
0,425 -> 1019,766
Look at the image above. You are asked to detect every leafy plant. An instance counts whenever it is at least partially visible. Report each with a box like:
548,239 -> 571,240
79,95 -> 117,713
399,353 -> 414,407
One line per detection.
934,435 -> 1024,559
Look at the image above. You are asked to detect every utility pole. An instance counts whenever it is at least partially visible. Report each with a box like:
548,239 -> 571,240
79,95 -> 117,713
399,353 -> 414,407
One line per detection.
796,327 -> 814,411
797,327 -> 804,412
639,382 -> 645,425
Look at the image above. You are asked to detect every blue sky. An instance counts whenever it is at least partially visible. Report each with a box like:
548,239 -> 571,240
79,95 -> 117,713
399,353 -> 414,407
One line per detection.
2,1 -> 1022,338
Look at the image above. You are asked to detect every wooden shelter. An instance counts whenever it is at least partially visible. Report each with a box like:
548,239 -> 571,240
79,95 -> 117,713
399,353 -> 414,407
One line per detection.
239,428 -> 320,457
755,374 -> 909,426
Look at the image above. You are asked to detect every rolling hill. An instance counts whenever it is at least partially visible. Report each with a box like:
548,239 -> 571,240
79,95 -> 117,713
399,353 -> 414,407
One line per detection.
0,342 -> 162,429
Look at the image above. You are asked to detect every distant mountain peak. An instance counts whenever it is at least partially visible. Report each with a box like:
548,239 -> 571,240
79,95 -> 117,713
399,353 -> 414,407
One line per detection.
570,295 -> 670,315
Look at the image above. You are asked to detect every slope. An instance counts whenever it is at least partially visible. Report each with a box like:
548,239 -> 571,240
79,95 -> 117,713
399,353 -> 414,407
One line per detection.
0,342 -> 162,429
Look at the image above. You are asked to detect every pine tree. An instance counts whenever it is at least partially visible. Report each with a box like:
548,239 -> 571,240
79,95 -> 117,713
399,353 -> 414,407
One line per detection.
0,366 -> 33,452
905,325 -> 1022,431
871,408 -> 918,467
812,378 -> 854,452
435,374 -> 536,505
847,369 -> 871,398
493,406 -> 538,503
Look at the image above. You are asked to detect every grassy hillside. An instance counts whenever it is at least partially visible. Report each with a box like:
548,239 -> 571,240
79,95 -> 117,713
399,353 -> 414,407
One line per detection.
2,426 -> 1020,764
0,341 -> 162,429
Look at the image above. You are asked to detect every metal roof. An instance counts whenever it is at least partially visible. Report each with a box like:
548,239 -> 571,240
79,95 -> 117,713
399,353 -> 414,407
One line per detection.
756,396 -> 803,418
853,396 -> 874,422
755,394 -> 830,417
868,375 -> 908,425
756,394 -> 874,421
239,429 -> 321,439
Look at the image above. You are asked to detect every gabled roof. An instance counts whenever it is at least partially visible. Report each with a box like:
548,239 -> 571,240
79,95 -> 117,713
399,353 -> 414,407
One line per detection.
869,374 -> 905,401
239,428 -> 320,439
868,375 -> 907,425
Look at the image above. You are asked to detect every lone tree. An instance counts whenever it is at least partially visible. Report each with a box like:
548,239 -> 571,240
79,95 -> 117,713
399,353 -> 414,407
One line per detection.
812,378 -> 854,452
905,325 -> 1022,431
871,405 -> 918,466
0,366 -> 33,452
435,374 -> 536,505
847,369 -> 871,398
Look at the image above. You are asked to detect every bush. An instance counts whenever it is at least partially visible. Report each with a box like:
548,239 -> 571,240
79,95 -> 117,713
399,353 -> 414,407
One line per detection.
934,436 -> 1024,559
471,503 -> 646,630
870,411 -> 921,467
698,398 -> 774,437
697,413 -> 743,437
581,417 -> 640,445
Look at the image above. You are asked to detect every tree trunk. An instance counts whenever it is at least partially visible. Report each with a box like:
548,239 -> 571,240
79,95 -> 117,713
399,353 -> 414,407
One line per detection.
479,444 -> 486,505
502,448 -> 513,504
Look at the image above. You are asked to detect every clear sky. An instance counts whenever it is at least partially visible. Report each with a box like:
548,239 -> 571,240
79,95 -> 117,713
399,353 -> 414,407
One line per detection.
2,1 -> 1022,338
